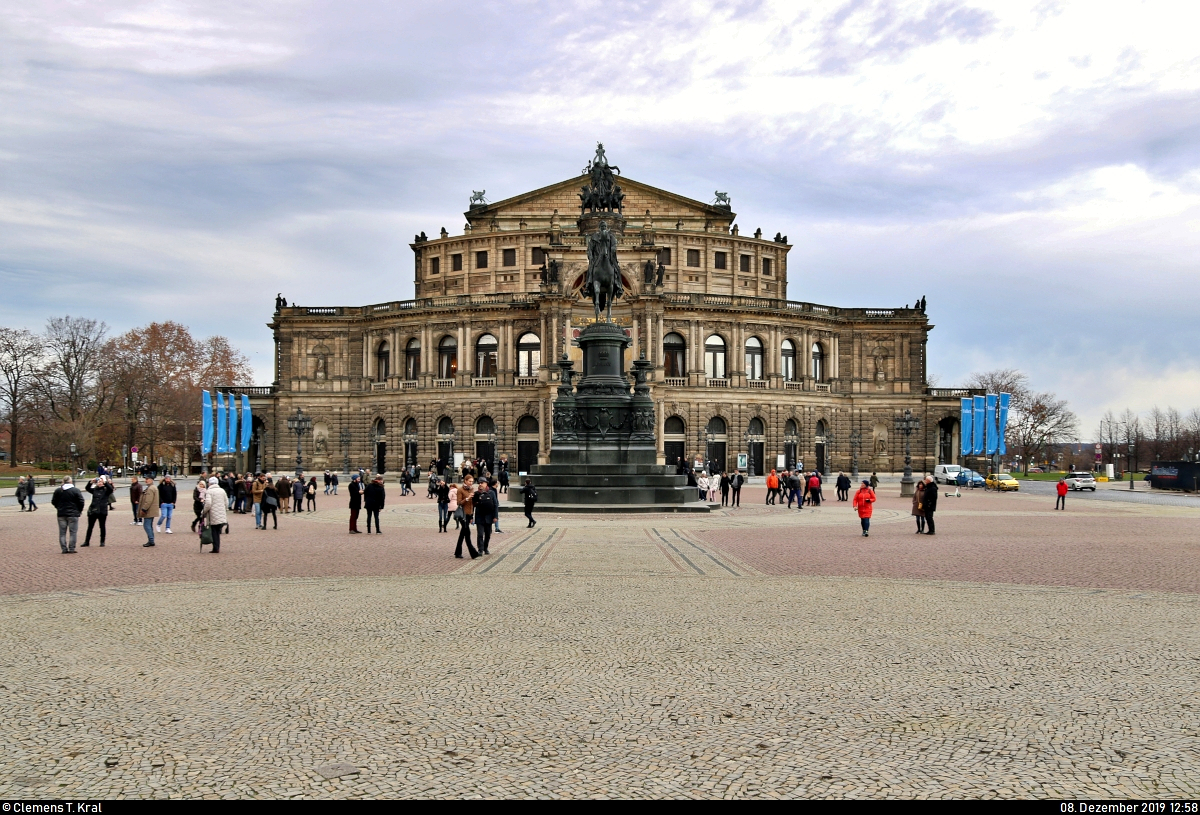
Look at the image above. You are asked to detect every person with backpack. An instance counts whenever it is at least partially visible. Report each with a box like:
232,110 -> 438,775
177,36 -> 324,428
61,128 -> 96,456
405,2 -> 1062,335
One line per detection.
473,481 -> 496,554
853,479 -> 876,537
520,478 -> 538,528
306,476 -> 318,511
364,475 -> 386,533
730,470 -> 744,507
292,476 -> 306,512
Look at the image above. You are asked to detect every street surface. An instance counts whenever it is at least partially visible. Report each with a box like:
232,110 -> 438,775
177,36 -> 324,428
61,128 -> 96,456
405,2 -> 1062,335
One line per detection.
0,484 -> 1196,798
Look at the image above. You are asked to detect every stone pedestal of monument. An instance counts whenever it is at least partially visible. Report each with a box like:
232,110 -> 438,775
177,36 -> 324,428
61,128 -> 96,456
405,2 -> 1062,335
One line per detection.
506,322 -> 707,512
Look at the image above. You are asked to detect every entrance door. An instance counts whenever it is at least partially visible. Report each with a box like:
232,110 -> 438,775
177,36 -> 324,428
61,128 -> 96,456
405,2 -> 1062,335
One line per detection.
815,442 -> 825,474
376,442 -> 387,474
437,441 -> 453,473
708,442 -> 727,473
748,442 -> 764,476
664,441 -> 685,469
517,440 -> 539,475
475,441 -> 495,474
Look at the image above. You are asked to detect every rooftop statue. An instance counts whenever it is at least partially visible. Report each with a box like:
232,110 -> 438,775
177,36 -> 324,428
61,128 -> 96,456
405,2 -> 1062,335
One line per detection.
713,191 -> 731,207
469,190 -> 487,207
579,142 -> 624,214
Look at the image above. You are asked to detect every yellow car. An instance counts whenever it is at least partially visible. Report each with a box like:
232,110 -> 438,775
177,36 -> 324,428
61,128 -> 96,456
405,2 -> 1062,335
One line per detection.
986,473 -> 1020,491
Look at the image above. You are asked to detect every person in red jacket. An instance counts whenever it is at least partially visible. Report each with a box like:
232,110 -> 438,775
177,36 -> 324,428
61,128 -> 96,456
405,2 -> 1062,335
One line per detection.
852,480 -> 875,537
765,470 -> 779,505
1055,478 -> 1068,510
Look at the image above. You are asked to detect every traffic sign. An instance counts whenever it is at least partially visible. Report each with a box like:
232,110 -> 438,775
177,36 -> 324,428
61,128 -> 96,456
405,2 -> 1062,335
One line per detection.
131,446 -> 139,454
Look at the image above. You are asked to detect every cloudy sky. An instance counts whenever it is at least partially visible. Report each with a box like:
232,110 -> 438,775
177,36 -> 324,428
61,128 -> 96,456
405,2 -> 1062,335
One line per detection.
2,0 -> 1198,435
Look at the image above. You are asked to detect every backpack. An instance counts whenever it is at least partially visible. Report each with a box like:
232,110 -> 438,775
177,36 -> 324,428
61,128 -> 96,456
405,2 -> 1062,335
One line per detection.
524,485 -> 538,504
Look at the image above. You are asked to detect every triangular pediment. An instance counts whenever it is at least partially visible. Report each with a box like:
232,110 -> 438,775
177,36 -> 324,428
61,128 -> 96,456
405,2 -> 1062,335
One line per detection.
465,176 -> 735,230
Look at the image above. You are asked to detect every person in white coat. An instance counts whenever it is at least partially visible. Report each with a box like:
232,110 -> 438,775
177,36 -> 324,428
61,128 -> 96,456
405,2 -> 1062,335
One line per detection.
202,476 -> 229,554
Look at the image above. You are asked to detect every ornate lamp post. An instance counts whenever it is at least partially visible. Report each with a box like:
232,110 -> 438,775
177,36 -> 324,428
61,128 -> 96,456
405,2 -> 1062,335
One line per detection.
69,442 -> 77,475
285,407 -> 312,478
486,429 -> 497,474
823,432 -> 835,478
369,424 -> 379,475
849,430 -> 862,480
894,409 -> 921,496
705,430 -> 715,472
340,426 -> 352,474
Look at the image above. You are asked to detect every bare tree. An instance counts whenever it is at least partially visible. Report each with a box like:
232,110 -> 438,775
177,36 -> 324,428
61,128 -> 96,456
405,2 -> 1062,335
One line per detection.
0,327 -> 44,466
965,368 -> 1077,472
38,316 -> 113,462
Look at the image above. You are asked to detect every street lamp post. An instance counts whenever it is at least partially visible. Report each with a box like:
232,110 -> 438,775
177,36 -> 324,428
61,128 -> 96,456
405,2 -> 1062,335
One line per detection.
402,429 -> 418,475
69,442 -> 77,475
894,409 -> 921,496
823,432 -> 835,478
1129,440 -> 1136,490
340,426 -> 352,475
486,430 -> 497,475
784,429 -> 799,471
849,430 -> 862,480
369,424 -> 379,476
285,408 -> 312,478
705,431 -> 715,472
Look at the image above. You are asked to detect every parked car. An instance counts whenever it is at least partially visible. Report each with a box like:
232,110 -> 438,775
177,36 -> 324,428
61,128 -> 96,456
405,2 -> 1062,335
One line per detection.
1065,472 -> 1097,491
955,468 -> 986,488
1028,467 -> 1044,474
933,464 -> 962,484
986,472 -> 1020,491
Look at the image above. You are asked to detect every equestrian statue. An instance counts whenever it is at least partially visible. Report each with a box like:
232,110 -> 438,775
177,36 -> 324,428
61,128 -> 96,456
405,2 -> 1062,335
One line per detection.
583,220 -> 623,322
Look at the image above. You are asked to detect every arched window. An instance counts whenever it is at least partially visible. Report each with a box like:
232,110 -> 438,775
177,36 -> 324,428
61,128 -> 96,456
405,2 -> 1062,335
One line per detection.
438,336 -> 457,379
517,415 -> 539,434
405,338 -> 420,380
816,419 -> 826,437
744,336 -> 763,380
404,418 -> 417,435
781,339 -> 796,382
664,416 -> 686,435
785,418 -> 798,436
812,343 -> 825,382
517,333 -> 540,377
704,334 -> 726,379
373,418 -> 386,437
375,341 -> 390,381
475,415 -> 496,436
437,416 -> 455,436
476,333 -> 498,378
748,417 -> 765,436
707,416 -> 727,436
663,332 -> 686,378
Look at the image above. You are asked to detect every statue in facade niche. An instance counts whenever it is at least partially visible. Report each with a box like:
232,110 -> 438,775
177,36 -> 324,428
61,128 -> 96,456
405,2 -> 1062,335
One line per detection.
656,261 -> 665,287
643,258 -> 657,286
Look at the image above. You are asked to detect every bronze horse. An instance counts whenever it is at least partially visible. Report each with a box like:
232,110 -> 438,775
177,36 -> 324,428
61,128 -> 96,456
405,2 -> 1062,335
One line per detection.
583,220 -> 624,322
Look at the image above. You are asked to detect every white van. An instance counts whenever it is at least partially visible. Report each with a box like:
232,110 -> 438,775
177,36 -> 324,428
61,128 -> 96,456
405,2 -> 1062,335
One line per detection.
933,464 -> 962,484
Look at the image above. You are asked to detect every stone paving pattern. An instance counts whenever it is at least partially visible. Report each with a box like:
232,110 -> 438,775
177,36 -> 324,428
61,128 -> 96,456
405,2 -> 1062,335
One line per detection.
0,486 -> 1197,798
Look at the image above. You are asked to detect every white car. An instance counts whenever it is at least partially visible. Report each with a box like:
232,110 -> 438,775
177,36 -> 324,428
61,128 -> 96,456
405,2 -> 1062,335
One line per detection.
1065,472 -> 1097,491
933,464 -> 962,484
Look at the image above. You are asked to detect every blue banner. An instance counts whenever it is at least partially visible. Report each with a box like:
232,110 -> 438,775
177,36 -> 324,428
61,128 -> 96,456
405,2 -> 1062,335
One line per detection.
960,398 -> 972,457
226,393 -> 237,455
985,394 -> 998,456
972,395 -> 985,455
201,391 -> 213,455
216,393 -> 228,454
240,394 -> 252,453
997,392 -> 1011,456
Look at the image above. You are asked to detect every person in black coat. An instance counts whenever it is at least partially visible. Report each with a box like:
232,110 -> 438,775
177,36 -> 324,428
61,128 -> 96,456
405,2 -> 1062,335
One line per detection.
519,478 -> 537,528
83,476 -> 113,547
922,475 -> 938,535
364,476 -> 386,533
473,482 -> 496,553
51,477 -> 86,553
348,474 -> 363,533
835,472 -> 852,502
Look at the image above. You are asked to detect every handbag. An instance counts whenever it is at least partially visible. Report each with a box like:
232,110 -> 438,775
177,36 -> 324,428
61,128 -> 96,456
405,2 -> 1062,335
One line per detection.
200,525 -> 213,548
265,494 -> 278,508
453,506 -> 465,522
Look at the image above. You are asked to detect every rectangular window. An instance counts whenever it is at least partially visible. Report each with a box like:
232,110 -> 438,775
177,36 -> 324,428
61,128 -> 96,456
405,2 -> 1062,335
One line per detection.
714,252 -> 727,270
686,249 -> 700,267
658,247 -> 671,266
452,254 -> 463,272
762,258 -> 772,275
532,247 -> 545,265
502,248 -> 516,267
476,250 -> 488,269
430,257 -> 440,275
739,254 -> 751,273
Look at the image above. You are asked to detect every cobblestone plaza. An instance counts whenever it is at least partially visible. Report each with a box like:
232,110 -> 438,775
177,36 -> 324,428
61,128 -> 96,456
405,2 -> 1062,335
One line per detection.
1,487 -> 1196,799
